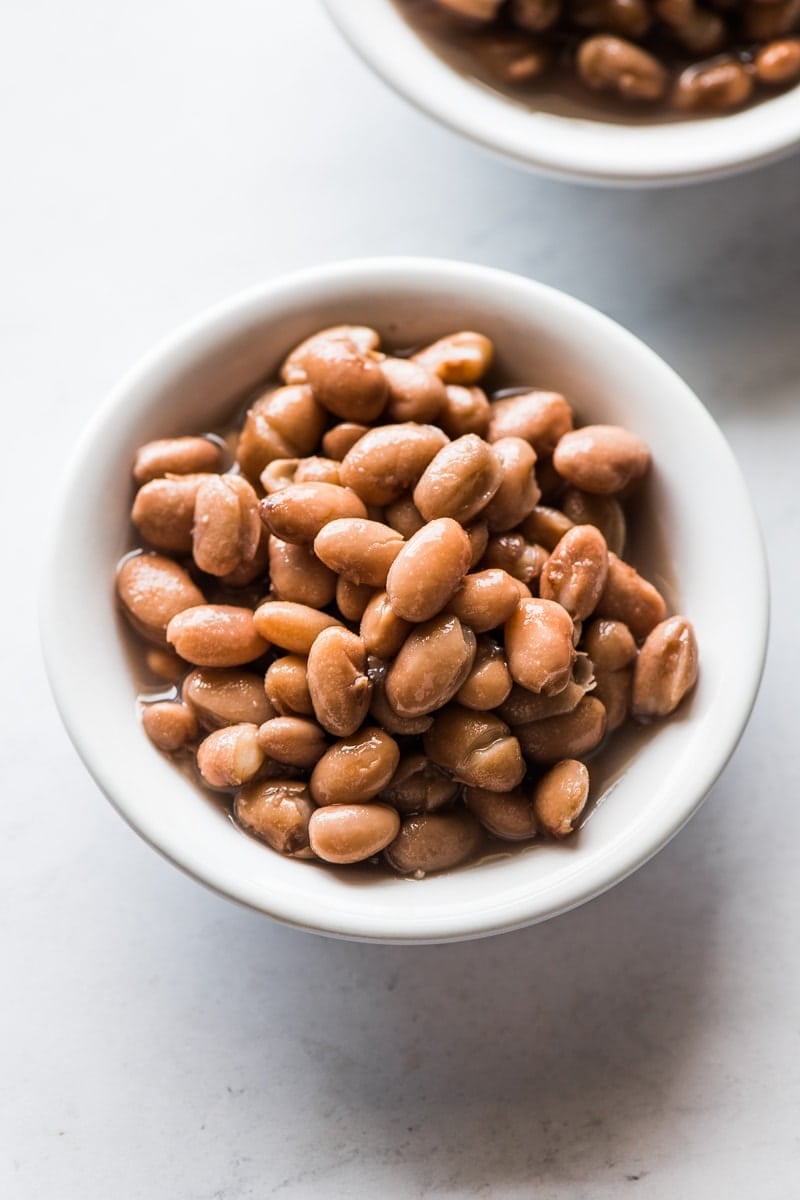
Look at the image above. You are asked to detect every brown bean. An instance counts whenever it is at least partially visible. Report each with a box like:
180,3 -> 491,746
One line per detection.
411,331 -> 493,385
519,506 -> 574,551
310,727 -> 400,805
511,0 -> 561,31
133,436 -> 223,484
505,598 -> 575,696
182,667 -> 275,729
673,57 -> 754,112
472,28 -> 554,82
236,385 -> 326,482
385,615 -> 477,717
497,677 -> 589,725
257,716 -> 327,768
259,482 -> 368,545
360,591 -> 413,659
167,605 -> 268,667
309,803 -> 401,865
464,786 -> 537,841
561,487 -> 626,557
281,325 -> 381,384
369,681 -> 435,736
264,655 -> 313,716
482,533 -> 548,584
145,645 -> 189,683
457,637 -> 513,710
385,517 -> 472,622
268,537 -> 337,608
539,524 -> 609,621
755,37 -> 800,85
413,434 -> 503,524
449,568 -> 522,633
380,754 -> 460,816
572,0 -> 652,38
384,810 -> 484,875
424,705 -> 526,791
466,519 -> 490,567
516,696 -> 607,763
141,701 -> 198,752
582,618 -> 637,671
321,422 -> 370,460
595,553 -> 667,641
117,552 -> 205,642
533,760 -> 590,837
744,0 -> 800,41
260,457 -> 300,493
219,527 -> 271,588
484,437 -> 541,533
384,495 -> 426,538
553,424 -> 650,494
487,390 -> 573,455
380,357 -> 447,423
192,474 -> 261,577
438,385 -> 491,438
632,616 -> 698,719
253,601 -> 341,655
339,423 -> 449,506
131,473 -> 208,553
592,666 -> 632,733
306,627 -> 372,737
234,779 -> 315,858
577,35 -> 667,101
300,337 -> 388,422
293,456 -> 342,486
196,723 -> 265,787
336,577 -> 375,622
314,518 -> 405,587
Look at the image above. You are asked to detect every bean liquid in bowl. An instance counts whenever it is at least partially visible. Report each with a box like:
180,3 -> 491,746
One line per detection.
397,0 -> 800,119
116,323 -> 698,879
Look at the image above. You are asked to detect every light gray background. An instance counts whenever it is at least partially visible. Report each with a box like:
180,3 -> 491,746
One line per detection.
3,2 -> 799,1196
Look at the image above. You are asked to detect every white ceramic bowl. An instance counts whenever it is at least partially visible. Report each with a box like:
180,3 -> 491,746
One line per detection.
42,258 -> 767,942
323,0 -> 800,186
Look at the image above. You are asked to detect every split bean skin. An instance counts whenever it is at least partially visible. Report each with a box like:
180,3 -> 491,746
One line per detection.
123,320 -> 698,877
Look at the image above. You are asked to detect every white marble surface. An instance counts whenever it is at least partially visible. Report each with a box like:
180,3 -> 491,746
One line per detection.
3,2 -> 800,1196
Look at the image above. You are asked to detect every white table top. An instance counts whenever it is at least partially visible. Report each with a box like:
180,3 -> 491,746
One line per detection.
4,2 -> 799,1196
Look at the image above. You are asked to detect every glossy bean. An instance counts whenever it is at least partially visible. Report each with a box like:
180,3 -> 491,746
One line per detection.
167,605 -> 268,667
117,552 -> 205,643
456,637 -> 513,710
595,553 -> 667,641
380,754 -> 460,816
505,598 -> 576,695
182,667 -> 275,729
487,390 -> 573,455
309,803 -> 401,865
314,518 -> 405,587
516,696 -> 607,763
464,785 -> 537,841
259,481 -> 367,544
306,626 -> 372,737
385,615 -> 477,717
539,524 -> 609,621
196,722 -> 265,788
310,727 -> 401,805
141,701 -> 198,752
253,600 -> 341,655
257,716 -> 328,768
234,779 -> 315,857
424,705 -> 526,792
532,760 -> 591,837
413,434 -> 503,524
384,810 -> 484,875
386,517 -> 472,622
133,436 -> 223,484
449,568 -> 522,633
632,616 -> 699,719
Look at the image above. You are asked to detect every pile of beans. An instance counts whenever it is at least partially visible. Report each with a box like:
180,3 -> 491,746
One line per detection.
116,322 -> 698,876
414,0 -> 800,113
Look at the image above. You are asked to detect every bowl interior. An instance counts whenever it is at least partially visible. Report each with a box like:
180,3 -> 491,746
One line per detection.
42,259 -> 767,941
323,0 -> 800,184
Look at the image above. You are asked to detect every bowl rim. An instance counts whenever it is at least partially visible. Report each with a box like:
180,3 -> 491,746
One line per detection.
40,256 -> 769,942
322,0 -> 800,186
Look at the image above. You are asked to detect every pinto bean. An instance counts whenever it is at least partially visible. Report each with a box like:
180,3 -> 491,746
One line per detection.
381,357 -> 447,422
533,760 -> 590,837
257,716 -> 328,768
182,667 -> 275,729
413,434 -> 503,524
505,598 -> 576,695
192,474 -> 261,577
306,626 -> 372,737
141,701 -> 198,752
253,600 -> 341,655
464,785 -> 537,840
336,577 -> 376,622
196,722 -> 265,788
595,553 -> 667,641
133,436 -> 223,484
264,655 -> 314,717
384,810 -> 484,875
412,331 -> 494,384
385,518 -> 472,622
553,424 -> 650,494
456,637 -> 513,710
167,605 -> 268,667
673,56 -> 755,111
449,568 -> 522,633
632,616 -> 699,719
438,385 -> 492,438
281,325 -> 381,384
488,390 -> 573,455
577,35 -> 668,101
310,727 -> 400,806
234,779 -> 315,857
300,336 -> 388,422
131,473 -> 208,553
582,618 -> 637,671
236,385 -> 326,482
380,754 -> 460,815
516,696 -> 607,763
539,524 -> 609,621
424,705 -> 526,791
321,422 -> 370,460
117,552 -> 205,643
259,481 -> 368,544
561,488 -> 626,557
482,533 -> 549,584
385,614 -> 477,717
314,518 -> 405,587
360,591 -> 413,659
309,804 -> 401,865
484,437 -> 541,532
339,423 -> 448,506
268,537 -> 337,608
